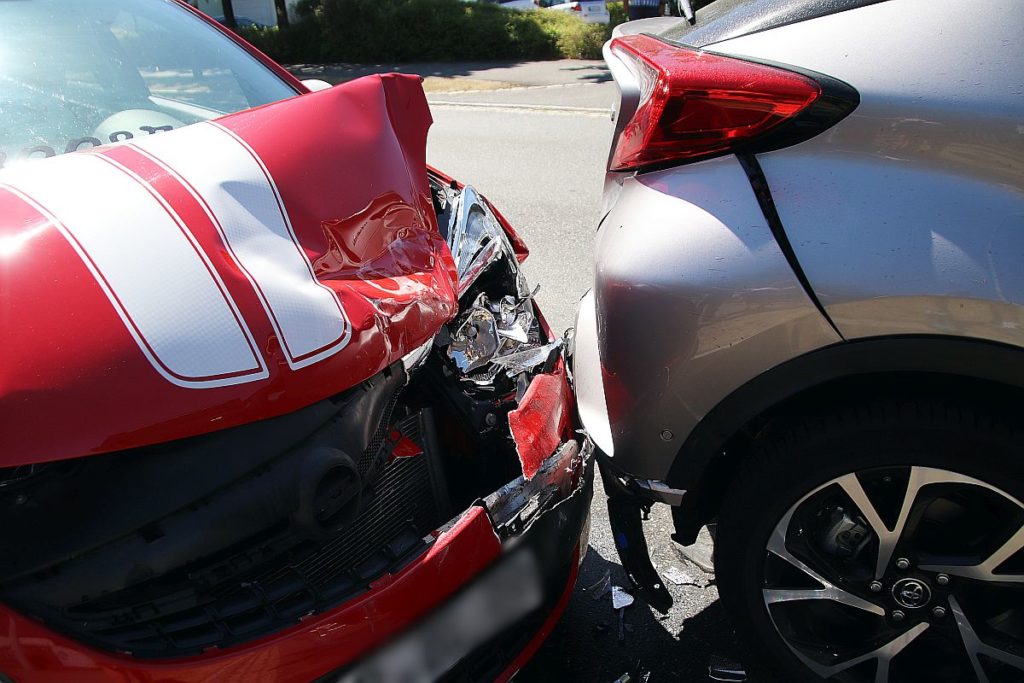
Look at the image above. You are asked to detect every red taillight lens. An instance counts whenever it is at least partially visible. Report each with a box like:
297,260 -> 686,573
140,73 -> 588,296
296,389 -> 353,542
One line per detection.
608,34 -> 822,171
572,3 -> 582,10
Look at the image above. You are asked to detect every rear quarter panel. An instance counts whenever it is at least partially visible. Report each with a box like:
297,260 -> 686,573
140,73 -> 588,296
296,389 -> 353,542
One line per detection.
707,0 -> 1024,345
581,156 -> 839,480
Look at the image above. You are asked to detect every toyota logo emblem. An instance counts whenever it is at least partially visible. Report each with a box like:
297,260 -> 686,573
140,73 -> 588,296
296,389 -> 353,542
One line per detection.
891,578 -> 932,609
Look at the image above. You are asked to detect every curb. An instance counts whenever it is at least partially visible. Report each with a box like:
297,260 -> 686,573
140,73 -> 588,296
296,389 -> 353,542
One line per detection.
426,100 -> 611,116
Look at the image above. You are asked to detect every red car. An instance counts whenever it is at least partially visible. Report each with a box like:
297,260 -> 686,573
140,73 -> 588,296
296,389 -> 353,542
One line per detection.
0,1 -> 592,680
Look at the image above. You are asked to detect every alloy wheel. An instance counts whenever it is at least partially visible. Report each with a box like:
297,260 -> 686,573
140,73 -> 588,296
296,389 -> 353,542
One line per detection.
763,465 -> 1024,682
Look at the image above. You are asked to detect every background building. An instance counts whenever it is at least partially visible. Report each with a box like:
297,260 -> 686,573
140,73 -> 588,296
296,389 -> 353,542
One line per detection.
190,0 -> 299,27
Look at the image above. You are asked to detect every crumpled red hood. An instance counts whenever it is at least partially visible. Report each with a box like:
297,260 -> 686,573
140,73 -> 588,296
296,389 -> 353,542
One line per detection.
0,75 -> 458,467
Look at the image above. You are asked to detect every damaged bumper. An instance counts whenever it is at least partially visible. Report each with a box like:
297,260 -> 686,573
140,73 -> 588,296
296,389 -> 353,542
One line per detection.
0,435 -> 593,683
331,440 -> 594,683
573,289 -> 674,613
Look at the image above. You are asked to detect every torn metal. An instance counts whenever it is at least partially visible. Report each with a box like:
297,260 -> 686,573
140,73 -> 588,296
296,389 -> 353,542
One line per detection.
483,439 -> 589,538
428,179 -> 575,481
439,184 -> 563,389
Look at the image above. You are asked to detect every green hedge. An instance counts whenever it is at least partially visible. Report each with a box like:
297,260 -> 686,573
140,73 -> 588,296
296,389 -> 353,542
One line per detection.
240,0 -> 626,63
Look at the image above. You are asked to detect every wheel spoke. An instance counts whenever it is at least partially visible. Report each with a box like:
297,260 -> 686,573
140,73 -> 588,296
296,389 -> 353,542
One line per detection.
950,595 -> 1024,683
764,586 -> 885,614
921,524 -> 1024,584
836,472 -> 903,580
837,467 -> 948,580
767,506 -> 886,616
787,622 -> 929,683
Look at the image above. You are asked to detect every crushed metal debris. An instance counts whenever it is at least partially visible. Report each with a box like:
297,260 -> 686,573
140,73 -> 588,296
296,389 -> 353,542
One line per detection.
708,655 -> 748,682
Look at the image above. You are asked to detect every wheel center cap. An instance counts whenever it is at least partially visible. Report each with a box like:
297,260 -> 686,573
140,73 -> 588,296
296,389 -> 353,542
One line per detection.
891,577 -> 932,609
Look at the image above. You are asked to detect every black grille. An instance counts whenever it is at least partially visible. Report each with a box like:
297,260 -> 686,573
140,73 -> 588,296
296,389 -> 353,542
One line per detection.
55,454 -> 440,655
362,394 -> 399,470
45,453 -> 443,658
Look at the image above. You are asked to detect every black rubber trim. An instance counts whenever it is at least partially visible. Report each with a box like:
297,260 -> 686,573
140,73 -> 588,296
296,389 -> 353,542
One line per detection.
734,55 -> 860,154
737,153 -> 841,338
602,459 -> 673,614
666,335 -> 1024,493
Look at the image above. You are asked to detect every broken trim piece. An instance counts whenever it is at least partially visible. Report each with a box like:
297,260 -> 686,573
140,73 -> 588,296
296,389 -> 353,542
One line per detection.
600,449 -> 688,506
635,479 -> 687,506
602,457 -> 674,614
508,366 -> 574,480
484,439 -> 590,539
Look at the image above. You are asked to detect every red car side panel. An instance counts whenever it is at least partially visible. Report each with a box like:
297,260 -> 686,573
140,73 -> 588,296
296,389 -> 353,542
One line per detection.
0,75 -> 457,468
0,508 -> 500,682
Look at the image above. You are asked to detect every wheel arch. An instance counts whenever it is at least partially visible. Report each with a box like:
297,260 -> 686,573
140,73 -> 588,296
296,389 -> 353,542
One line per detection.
668,335 -> 1024,544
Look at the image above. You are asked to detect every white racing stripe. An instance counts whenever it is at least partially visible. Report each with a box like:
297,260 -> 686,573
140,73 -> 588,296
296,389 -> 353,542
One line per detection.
0,153 -> 268,387
134,123 -> 350,369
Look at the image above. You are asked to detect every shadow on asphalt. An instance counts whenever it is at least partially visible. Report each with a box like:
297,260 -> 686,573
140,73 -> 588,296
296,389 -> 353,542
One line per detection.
554,62 -> 613,83
290,62 -> 518,80
517,546 -> 759,682
288,61 -> 611,85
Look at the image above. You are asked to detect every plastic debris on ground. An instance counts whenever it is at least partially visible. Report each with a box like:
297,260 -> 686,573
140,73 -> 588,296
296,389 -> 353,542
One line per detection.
611,585 -> 634,642
675,524 -> 716,574
611,585 -> 634,609
708,655 -> 748,682
662,565 -> 701,587
612,660 -> 651,683
585,569 -> 612,601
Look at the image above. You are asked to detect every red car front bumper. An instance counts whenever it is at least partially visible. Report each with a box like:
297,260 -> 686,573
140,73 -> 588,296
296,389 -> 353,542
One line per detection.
0,370 -> 592,683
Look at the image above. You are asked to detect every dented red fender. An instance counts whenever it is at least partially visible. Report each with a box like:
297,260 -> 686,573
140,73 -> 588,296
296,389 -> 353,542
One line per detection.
0,76 -> 458,467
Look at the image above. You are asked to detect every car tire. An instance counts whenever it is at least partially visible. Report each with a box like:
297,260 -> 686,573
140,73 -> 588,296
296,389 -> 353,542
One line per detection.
714,395 -> 1024,683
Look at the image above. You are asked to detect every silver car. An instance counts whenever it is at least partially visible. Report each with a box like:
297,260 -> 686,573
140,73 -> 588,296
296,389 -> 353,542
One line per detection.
573,0 -> 1024,681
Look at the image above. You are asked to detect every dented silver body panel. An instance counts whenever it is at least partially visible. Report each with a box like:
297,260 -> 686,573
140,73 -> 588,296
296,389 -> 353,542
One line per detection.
575,156 -> 839,481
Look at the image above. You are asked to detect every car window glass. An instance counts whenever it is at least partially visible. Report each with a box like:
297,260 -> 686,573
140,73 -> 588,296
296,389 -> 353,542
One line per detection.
0,0 -> 296,167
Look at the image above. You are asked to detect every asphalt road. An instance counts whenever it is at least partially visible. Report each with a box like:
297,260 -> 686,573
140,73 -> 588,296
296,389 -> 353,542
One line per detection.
417,62 -> 757,683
